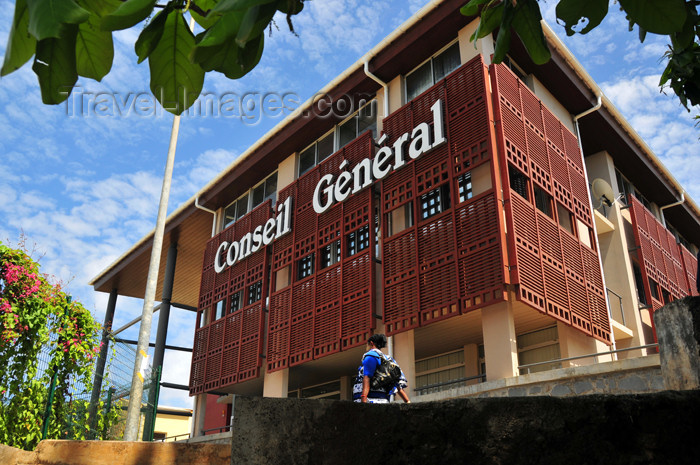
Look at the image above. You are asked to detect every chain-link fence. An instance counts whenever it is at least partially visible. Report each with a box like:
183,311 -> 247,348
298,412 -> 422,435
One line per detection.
38,335 -> 159,442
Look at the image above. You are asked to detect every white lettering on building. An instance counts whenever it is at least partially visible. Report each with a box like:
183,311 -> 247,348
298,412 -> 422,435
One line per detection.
313,99 -> 446,214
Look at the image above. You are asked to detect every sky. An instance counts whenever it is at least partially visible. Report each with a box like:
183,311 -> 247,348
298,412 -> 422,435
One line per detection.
0,1 -> 698,410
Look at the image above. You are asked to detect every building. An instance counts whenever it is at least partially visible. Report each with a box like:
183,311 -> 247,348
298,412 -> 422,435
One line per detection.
89,0 -> 700,437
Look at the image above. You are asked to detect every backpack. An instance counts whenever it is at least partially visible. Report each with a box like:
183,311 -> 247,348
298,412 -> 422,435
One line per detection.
369,353 -> 402,391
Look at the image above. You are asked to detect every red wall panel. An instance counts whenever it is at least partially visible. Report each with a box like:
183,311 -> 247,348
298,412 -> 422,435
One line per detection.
490,62 -> 611,344
381,55 -> 508,335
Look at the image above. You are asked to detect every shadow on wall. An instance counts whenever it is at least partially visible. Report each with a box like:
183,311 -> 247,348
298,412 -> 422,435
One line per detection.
231,392 -> 700,465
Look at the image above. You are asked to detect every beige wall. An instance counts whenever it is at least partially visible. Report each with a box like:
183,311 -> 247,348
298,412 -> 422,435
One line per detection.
153,412 -> 192,441
392,330 -> 416,396
481,301 -> 519,380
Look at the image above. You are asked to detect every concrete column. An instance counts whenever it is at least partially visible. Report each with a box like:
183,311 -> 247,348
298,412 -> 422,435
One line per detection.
654,296 -> 700,390
191,394 -> 207,437
263,368 -> 289,398
481,301 -> 518,380
463,343 -> 480,385
392,330 -> 416,396
339,376 -> 352,401
88,288 -> 118,438
557,322 -> 610,367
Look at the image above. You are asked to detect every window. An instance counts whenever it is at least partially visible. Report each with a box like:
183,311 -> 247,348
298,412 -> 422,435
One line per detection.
247,280 -> 262,305
347,225 -> 370,257
223,172 -> 278,228
632,262 -> 647,306
415,350 -> 466,395
406,42 -> 461,101
615,169 -> 652,211
517,326 -> 561,375
229,290 -> 243,313
386,202 -> 414,237
420,184 -> 451,220
320,240 -> 341,269
288,381 -> 341,400
557,203 -> 574,235
297,253 -> 315,280
509,166 -> 529,200
502,55 -> 532,89
214,299 -> 225,321
458,172 -> 473,203
534,186 -> 553,218
298,100 -> 377,176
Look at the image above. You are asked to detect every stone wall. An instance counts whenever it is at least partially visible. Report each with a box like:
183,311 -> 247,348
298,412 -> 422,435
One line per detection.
230,391 -> 700,465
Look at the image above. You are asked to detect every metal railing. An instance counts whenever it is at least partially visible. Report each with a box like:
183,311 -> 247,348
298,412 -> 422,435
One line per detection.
607,288 -> 626,326
518,343 -> 659,374
413,373 -> 487,395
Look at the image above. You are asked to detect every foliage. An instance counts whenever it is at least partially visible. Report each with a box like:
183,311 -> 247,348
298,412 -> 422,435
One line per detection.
1,0 -> 305,115
462,0 -> 700,113
0,241 -> 113,449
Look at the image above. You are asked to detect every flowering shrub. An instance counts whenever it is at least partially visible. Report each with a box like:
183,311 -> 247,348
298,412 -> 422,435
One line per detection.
0,241 -> 111,449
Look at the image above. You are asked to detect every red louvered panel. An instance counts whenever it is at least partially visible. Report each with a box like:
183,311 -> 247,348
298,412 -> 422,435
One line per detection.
383,230 -> 417,285
515,244 -> 546,313
316,265 -> 342,310
237,337 -> 260,382
542,259 -> 571,324
341,294 -> 373,348
296,169 -> 321,209
189,359 -> 206,395
343,190 -> 371,232
542,105 -> 565,156
681,245 -> 699,296
418,211 -> 455,263
318,204 -> 341,247
590,293 -> 612,344
289,311 -> 314,366
568,162 -> 589,206
204,352 -> 222,391
419,260 -> 460,324
568,278 -> 592,335
266,324 -> 289,372
411,85 -> 445,126
224,311 -> 241,348
294,207 -> 318,243
581,247 -> 605,298
446,102 -> 490,162
344,131 -> 374,165
208,319 -> 225,355
537,211 -> 562,263
528,136 -> 552,194
384,278 -> 420,334
510,193 -> 539,252
561,230 -> 584,278
292,279 -> 315,318
522,87 -> 544,135
455,192 -> 500,251
314,304 -> 341,358
220,343 -> 240,386
381,161 -> 415,213
458,243 -> 506,312
192,327 -> 208,361
342,251 -> 372,296
415,150 -> 451,196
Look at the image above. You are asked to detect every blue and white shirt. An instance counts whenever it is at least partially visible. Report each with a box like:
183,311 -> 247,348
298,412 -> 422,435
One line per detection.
352,349 -> 408,403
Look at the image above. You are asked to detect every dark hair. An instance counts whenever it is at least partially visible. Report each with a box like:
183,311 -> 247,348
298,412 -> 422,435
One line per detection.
368,333 -> 387,349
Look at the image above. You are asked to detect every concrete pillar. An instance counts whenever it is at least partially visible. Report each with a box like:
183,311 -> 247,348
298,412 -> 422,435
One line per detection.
557,322 -> 607,367
392,330 -> 416,396
481,302 -> 518,380
463,343 -> 480,385
263,368 -> 289,398
654,296 -> 700,390
191,394 -> 207,437
339,376 -> 352,401
88,288 -> 118,437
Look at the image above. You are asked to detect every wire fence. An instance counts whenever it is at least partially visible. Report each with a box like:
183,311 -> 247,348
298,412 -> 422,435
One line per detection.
37,334 -> 158,442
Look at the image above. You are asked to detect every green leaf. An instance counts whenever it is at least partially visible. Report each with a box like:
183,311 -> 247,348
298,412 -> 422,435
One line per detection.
212,0 -> 276,15
1,0 -> 36,77
26,0 -> 90,41
460,0 -> 491,18
619,0 -> 686,35
76,14 -> 113,80
195,10 -> 243,48
555,0 -> 608,36
101,0 -> 157,31
492,0 -> 515,64
470,2 -> 503,41
135,7 -> 171,64
75,0 -> 122,18
32,24 -> 78,104
276,0 -> 304,15
191,0 -> 220,29
148,10 -> 204,115
513,0 -> 550,64
236,4 -> 277,47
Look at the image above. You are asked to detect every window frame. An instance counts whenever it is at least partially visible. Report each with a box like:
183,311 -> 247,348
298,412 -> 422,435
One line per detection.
222,171 -> 278,229
404,40 -> 461,103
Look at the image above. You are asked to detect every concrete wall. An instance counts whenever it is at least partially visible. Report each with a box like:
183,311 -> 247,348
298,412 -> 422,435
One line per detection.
230,392 -> 700,465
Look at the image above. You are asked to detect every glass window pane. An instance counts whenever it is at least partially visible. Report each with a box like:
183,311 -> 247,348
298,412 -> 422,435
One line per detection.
264,173 -> 277,202
299,145 -> 316,175
357,100 -> 377,138
433,43 -> 461,82
252,183 -> 265,208
317,132 -> 335,162
406,61 -> 432,101
223,203 -> 237,228
236,194 -> 249,220
338,117 -> 357,149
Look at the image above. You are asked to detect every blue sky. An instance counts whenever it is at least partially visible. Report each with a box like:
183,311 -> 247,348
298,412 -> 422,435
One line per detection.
0,1 -> 697,409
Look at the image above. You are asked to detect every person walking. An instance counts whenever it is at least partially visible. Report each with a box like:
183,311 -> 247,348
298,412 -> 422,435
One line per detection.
353,333 -> 411,404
